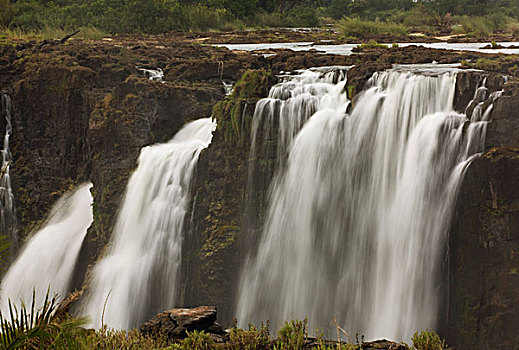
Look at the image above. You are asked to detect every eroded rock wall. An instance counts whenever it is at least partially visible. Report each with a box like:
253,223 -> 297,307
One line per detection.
447,82 -> 519,350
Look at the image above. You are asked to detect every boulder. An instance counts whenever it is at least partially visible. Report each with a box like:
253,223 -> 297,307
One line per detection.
140,306 -> 225,340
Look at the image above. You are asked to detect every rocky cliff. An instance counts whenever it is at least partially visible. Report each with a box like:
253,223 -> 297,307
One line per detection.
447,81 -> 519,350
1,36 -> 518,349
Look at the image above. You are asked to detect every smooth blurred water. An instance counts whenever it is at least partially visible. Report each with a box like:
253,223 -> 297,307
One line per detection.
217,41 -> 519,56
237,66 -> 495,341
0,94 -> 17,244
82,118 -> 216,329
0,183 -> 93,313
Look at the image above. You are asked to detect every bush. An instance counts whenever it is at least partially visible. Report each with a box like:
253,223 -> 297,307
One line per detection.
354,40 -> 388,51
277,319 -> 308,349
284,6 -> 320,28
0,0 -> 14,29
252,11 -> 284,28
337,17 -> 407,38
508,21 -> 519,36
453,14 -> 511,37
229,321 -> 270,350
403,5 -> 437,29
412,330 -> 447,350
185,5 -> 232,32
173,330 -> 214,350
325,0 -> 350,20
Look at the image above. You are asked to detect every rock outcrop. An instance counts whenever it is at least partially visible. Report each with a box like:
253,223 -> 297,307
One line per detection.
447,81 -> 519,350
140,306 -> 225,341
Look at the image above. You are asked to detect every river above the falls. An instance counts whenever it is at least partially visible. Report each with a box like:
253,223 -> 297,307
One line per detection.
215,41 -> 519,56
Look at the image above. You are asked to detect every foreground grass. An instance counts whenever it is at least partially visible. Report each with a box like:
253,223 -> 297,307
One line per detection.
0,294 -> 448,350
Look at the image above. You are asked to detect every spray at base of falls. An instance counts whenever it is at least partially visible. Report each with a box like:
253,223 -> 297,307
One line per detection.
82,118 -> 216,330
0,183 -> 93,313
0,94 -> 17,244
238,66 -> 497,341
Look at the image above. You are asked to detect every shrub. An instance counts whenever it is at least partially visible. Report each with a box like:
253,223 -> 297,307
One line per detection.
252,11 -> 284,28
74,327 -> 168,349
185,5 -> 232,32
508,21 -> 519,36
403,5 -> 437,29
277,319 -> 308,349
325,0 -> 350,20
174,330 -> 214,350
337,17 -> 407,38
474,58 -> 502,71
284,6 -> 320,28
453,15 -> 510,37
229,321 -> 270,349
354,40 -> 388,51
0,0 -> 14,29
412,329 -> 447,350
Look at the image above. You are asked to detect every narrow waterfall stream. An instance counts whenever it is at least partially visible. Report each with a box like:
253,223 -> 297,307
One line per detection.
238,65 -> 494,341
0,183 -> 93,312
0,94 -> 17,244
83,118 -> 216,329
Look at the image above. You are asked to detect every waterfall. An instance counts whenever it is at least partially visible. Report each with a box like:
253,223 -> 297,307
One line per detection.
246,67 -> 350,232
0,94 -> 17,244
238,65 -> 493,341
83,118 -> 216,330
0,183 -> 93,312
250,66 -> 350,166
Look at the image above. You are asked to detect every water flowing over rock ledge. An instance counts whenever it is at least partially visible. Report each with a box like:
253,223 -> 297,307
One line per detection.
0,36 -> 518,349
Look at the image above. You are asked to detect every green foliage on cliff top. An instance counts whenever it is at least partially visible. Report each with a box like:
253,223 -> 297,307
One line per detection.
233,69 -> 272,99
461,56 -> 519,76
213,69 -> 271,147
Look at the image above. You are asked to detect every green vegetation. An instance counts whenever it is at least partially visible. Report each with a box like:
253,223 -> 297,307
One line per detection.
1,0 -> 519,38
277,319 -> 308,349
172,330 -> 214,350
228,319 -> 270,349
461,56 -> 519,75
0,293 -> 449,350
353,40 -> 389,51
412,330 -> 447,350
338,17 -> 407,38
213,69 -> 271,147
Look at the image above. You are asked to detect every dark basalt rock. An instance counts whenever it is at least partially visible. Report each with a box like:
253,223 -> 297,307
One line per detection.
445,79 -> 519,349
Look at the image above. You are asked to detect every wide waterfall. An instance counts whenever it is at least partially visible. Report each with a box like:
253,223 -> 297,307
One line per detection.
238,65 -> 492,341
0,183 -> 93,312
0,94 -> 17,244
83,118 -> 216,329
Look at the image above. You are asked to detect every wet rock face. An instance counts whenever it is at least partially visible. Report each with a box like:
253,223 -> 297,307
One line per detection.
447,81 -> 519,349
10,65 -> 94,238
448,149 -> 519,350
486,81 -> 519,148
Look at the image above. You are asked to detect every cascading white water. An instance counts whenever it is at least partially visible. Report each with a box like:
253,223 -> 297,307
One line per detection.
0,183 -> 93,312
0,94 -> 17,243
250,66 -> 350,165
238,65 -> 495,341
82,118 -> 216,330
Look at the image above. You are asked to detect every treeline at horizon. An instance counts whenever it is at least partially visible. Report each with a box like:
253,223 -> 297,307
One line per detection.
1,0 -> 519,37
